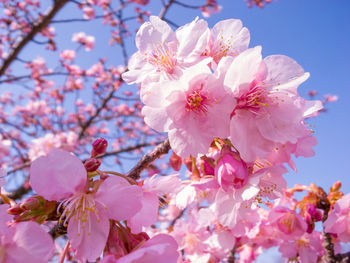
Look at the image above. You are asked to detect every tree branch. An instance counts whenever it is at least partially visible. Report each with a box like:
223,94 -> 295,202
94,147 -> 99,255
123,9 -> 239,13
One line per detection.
159,0 -> 175,19
0,0 -> 70,77
126,138 -> 170,180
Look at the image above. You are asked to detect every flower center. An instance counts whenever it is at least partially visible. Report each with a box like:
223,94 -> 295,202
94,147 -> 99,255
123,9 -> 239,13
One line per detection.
57,193 -> 106,236
185,88 -> 211,116
297,238 -> 310,249
277,212 -> 296,234
146,42 -> 177,74
203,34 -> 237,64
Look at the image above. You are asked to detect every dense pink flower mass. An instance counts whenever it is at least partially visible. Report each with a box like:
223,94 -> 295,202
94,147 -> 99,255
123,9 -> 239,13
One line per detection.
30,148 -> 143,261
0,1 -> 345,261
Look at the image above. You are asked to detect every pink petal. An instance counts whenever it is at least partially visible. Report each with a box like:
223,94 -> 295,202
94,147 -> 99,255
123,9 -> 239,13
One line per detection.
94,176 -> 142,221
68,204 -> 109,261
7,221 -> 54,263
129,192 -> 159,234
264,55 -> 305,85
29,148 -> 86,201
224,46 -> 262,97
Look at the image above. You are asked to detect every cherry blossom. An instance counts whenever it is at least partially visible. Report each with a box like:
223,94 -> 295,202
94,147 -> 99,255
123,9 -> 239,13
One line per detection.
29,148 -> 142,261
122,16 -> 209,86
222,47 -> 322,162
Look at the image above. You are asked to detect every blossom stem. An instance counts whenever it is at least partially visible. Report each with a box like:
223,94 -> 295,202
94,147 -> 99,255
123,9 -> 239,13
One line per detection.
59,241 -> 70,263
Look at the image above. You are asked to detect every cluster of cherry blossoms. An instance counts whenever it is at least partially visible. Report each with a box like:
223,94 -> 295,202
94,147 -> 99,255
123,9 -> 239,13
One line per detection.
0,13 -> 348,263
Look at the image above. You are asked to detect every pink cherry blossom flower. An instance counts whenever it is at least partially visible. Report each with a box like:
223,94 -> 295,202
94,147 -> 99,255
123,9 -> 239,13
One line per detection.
171,210 -> 211,261
29,148 -> 142,261
122,16 -> 209,86
215,164 -> 287,228
202,19 -> 250,64
221,47 -> 323,162
200,0 -> 222,18
28,131 -> 78,160
0,205 -> 54,263
82,6 -> 95,20
324,193 -> 350,242
142,62 -> 234,158
279,231 -> 324,263
268,206 -> 307,240
72,32 -> 95,51
60,49 -> 76,61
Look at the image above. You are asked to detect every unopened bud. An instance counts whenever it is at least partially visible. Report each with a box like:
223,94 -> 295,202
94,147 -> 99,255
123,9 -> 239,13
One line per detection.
84,158 -> 102,172
91,138 -> 108,157
169,152 -> 182,171
330,181 -> 342,192
8,203 -> 24,215
199,156 -> 215,176
183,158 -> 192,172
21,197 -> 41,210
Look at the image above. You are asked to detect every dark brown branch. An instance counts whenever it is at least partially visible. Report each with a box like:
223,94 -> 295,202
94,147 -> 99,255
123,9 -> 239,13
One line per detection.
0,0 -> 70,77
159,0 -> 175,19
49,222 -> 67,239
335,251 -> 350,263
317,186 -> 337,263
126,138 -> 170,180
227,243 -> 237,263
99,141 -> 163,158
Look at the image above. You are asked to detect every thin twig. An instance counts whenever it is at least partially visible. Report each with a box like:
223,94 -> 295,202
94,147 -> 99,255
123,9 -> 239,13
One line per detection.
0,0 -> 70,76
159,0 -> 175,19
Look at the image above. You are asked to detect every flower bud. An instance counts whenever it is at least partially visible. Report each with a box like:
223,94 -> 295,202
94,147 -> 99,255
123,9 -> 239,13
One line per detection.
215,152 -> 248,191
330,181 -> 342,192
7,203 -> 24,215
91,138 -> 108,157
169,152 -> 182,171
20,197 -> 41,210
84,158 -> 101,172
183,157 -> 192,172
198,156 -> 215,176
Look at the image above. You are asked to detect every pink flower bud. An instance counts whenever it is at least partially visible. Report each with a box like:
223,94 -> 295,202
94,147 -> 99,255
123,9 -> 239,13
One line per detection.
169,152 -> 182,171
215,153 -> 248,191
198,156 -> 215,176
183,157 -> 192,172
84,158 -> 101,172
91,138 -> 108,157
